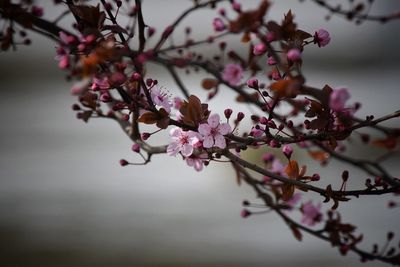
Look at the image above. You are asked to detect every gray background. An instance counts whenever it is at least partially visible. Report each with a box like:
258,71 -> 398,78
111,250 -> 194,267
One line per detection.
0,1 -> 399,266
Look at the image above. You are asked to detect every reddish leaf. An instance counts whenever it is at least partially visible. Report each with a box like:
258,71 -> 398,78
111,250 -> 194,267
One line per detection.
308,150 -> 330,162
201,78 -> 218,90
137,108 -> 170,129
285,160 -> 299,179
269,79 -> 301,98
179,95 -> 209,127
229,0 -> 270,33
290,225 -> 303,241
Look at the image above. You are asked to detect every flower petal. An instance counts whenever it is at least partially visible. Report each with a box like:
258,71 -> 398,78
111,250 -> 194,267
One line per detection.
203,135 -> 214,148
169,127 -> 181,137
181,144 -> 194,157
167,142 -> 179,156
207,114 -> 220,128
218,122 -> 231,135
214,134 -> 226,149
198,124 -> 211,136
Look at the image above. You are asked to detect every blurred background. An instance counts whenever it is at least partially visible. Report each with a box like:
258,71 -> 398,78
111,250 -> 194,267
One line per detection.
0,0 -> 399,266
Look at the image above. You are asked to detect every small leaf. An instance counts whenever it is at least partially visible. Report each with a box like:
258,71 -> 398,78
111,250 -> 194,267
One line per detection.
308,150 -> 330,162
285,160 -> 299,179
290,225 -> 303,241
201,78 -> 218,90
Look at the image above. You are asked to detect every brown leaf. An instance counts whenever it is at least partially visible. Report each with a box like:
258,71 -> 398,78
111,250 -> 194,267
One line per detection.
235,92 -> 259,103
229,0 -> 270,33
308,150 -> 330,162
179,95 -> 209,127
285,160 -> 299,179
269,79 -> 302,98
282,183 -> 295,201
201,78 -> 218,90
69,4 -> 105,28
137,108 -> 170,129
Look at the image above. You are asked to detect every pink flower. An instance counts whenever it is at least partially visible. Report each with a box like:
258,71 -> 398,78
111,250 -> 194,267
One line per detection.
301,201 -> 323,226
253,43 -> 267,56
151,86 -> 172,113
267,56 -> 276,65
285,192 -> 302,210
314,29 -> 331,47
250,125 -> 264,138
186,152 -> 208,172
329,87 -> 350,112
173,96 -> 183,110
222,63 -> 243,86
263,158 -> 286,183
58,55 -> 69,69
99,91 -> 112,102
212,18 -> 226,32
167,127 -> 200,157
91,77 -> 110,91
198,114 -> 231,149
287,48 -> 301,61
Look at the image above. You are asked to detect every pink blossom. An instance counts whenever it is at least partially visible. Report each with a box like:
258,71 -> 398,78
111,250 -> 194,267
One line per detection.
263,158 -> 286,183
151,86 -> 172,113
91,77 -> 110,91
329,87 -> 350,112
253,43 -> 267,56
222,63 -> 243,86
186,152 -> 208,172
287,48 -> 301,61
70,78 -> 90,95
212,18 -> 226,32
99,91 -> 112,102
58,55 -> 69,69
267,56 -> 276,65
314,29 -> 331,47
167,127 -> 200,157
285,192 -> 302,210
270,70 -> 281,81
198,114 -> 231,149
59,31 -> 75,45
250,125 -> 264,138
173,96 -> 183,109
301,201 -> 323,226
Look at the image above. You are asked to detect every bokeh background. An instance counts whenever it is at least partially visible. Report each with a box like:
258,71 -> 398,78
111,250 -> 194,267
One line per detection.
0,1 -> 399,266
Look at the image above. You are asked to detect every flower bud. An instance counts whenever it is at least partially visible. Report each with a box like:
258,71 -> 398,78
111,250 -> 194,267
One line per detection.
247,78 -> 259,89
287,48 -> 301,61
253,43 -> 267,56
224,108 -> 233,119
282,145 -> 293,158
131,143 -> 140,153
119,159 -> 129,166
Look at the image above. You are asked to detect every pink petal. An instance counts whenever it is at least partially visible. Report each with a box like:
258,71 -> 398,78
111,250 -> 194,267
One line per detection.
167,142 -> 179,156
214,134 -> 226,149
203,135 -> 214,148
186,158 -> 194,167
194,160 -> 203,171
169,127 -> 182,138
218,123 -> 231,135
207,114 -> 220,128
198,124 -> 211,136
181,144 -> 194,157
